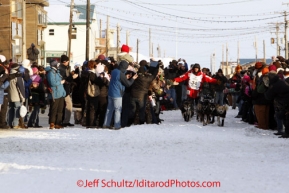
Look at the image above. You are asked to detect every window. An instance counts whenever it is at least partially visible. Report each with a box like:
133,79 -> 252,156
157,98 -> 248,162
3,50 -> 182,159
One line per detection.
49,29 -> 54,36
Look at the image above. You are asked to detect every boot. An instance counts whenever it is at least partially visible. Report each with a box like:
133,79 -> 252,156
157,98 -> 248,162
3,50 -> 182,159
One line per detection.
279,133 -> 289,138
274,132 -> 284,136
49,123 -> 55,130
0,125 -> 10,129
55,124 -> 63,129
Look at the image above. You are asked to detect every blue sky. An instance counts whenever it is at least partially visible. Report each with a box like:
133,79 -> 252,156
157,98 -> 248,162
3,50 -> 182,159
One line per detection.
46,0 -> 289,68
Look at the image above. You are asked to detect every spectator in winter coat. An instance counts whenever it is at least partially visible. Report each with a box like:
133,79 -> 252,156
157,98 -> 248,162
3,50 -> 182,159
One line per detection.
117,44 -> 130,62
71,64 -> 82,109
46,60 -> 66,129
149,73 -> 166,124
176,60 -> 188,104
121,70 -> 134,127
95,61 -> 110,127
103,54 -> 138,130
79,65 -> 89,126
240,75 -> 254,124
8,63 -> 25,129
164,60 -> 179,109
265,72 -> 289,138
0,57 -> 10,129
70,64 -> 83,125
27,67 -> 45,128
229,65 -> 242,109
252,67 -> 271,130
174,63 -> 217,105
19,59 -> 33,127
213,69 -> 228,105
129,63 -> 159,125
58,54 -> 75,127
84,60 -> 105,128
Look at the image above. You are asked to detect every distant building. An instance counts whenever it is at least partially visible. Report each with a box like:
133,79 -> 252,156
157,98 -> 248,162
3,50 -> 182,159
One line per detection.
44,5 -> 99,66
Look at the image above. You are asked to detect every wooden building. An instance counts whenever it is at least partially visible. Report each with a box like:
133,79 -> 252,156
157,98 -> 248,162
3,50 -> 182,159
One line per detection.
0,0 -> 48,64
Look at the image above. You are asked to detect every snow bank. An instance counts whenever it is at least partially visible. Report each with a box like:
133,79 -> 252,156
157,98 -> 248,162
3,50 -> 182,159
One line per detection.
0,108 -> 288,193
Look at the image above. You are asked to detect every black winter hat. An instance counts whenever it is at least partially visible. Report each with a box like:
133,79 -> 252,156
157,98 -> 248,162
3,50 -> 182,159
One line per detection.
139,60 -> 148,67
60,55 -> 69,63
218,69 -> 223,73
193,63 -> 200,69
170,60 -> 178,65
50,60 -> 58,67
138,66 -> 146,74
10,63 -> 19,69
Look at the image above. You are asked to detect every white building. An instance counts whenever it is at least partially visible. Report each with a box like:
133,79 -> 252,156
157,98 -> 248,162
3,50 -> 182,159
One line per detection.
44,5 -> 99,66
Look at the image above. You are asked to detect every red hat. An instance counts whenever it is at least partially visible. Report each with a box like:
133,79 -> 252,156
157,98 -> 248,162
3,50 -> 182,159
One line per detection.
97,54 -> 106,60
121,44 -> 130,53
255,62 -> 263,69
268,65 -> 277,72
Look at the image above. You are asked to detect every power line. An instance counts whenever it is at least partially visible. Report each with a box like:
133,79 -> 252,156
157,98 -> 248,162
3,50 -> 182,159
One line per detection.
93,9 -> 279,31
55,0 -> 284,31
90,4 -> 279,21
122,0 -> 283,23
118,0 -> 259,6
109,22 -> 271,38
128,0 -> 275,17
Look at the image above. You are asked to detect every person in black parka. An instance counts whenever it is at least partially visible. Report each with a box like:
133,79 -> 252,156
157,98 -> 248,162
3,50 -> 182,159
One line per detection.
129,62 -> 159,125
265,72 -> 289,138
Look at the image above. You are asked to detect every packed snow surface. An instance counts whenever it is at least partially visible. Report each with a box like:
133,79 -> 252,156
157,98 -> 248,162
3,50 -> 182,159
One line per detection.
0,109 -> 288,193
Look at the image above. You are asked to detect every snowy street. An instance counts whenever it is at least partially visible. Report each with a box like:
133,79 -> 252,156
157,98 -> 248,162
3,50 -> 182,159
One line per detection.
0,109 -> 288,193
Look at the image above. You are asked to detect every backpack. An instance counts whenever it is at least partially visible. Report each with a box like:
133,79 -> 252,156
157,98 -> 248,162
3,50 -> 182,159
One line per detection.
87,73 -> 100,97
43,71 -> 53,94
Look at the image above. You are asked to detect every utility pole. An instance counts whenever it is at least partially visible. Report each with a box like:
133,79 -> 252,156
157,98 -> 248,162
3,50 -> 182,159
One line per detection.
285,11 -> 288,59
268,22 -> 284,56
85,0 -> 90,61
117,23 -> 120,55
237,41 -> 240,64
106,15 -> 110,57
152,43 -> 154,58
136,39 -> 139,63
175,17 -> 178,60
210,54 -> 212,73
263,40 -> 266,63
255,36 -> 258,62
68,0 -> 74,61
157,44 -> 161,58
99,19 -> 102,38
212,51 -> 216,74
149,28 -> 152,57
226,43 -> 228,76
282,4 -> 289,58
277,23 -> 280,56
126,30 -> 129,46
22,0 -> 26,60
222,44 -> 224,71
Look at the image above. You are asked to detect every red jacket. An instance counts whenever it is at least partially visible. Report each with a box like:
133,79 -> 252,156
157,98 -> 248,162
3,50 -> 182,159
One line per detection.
174,70 -> 217,98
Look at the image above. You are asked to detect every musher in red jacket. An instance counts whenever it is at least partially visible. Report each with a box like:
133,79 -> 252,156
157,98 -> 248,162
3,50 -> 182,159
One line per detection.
174,63 -> 217,101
